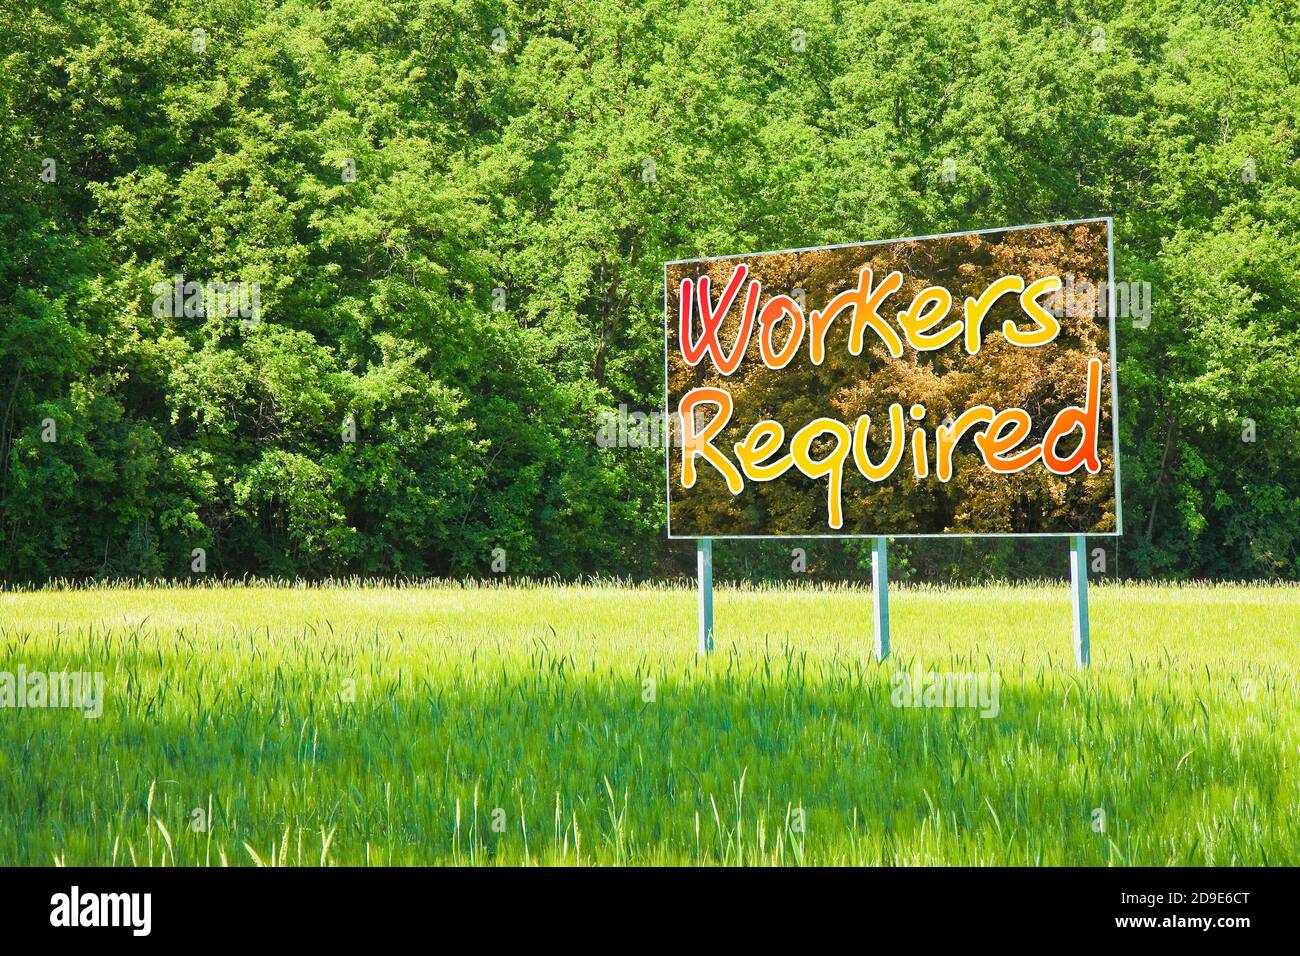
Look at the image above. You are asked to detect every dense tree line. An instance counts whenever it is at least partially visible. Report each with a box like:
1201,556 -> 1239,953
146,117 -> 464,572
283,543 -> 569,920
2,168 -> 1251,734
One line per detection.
1,0 -> 1297,583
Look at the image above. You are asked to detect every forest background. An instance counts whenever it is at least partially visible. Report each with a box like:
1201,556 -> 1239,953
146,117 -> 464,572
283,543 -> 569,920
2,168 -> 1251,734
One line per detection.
1,0 -> 1297,583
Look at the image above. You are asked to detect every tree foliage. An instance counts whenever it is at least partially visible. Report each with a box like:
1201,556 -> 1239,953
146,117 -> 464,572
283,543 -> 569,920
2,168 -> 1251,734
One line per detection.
1,0 -> 1297,581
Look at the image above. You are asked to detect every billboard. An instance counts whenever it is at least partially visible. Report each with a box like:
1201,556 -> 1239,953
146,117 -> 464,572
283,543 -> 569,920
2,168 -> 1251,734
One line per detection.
664,218 -> 1121,539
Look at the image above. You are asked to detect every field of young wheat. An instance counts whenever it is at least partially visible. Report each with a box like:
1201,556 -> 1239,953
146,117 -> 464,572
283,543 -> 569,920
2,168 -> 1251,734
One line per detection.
0,580 -> 1296,865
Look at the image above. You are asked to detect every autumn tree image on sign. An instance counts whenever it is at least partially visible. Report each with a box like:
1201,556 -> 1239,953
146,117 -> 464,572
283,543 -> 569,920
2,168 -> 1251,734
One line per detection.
664,219 -> 1121,538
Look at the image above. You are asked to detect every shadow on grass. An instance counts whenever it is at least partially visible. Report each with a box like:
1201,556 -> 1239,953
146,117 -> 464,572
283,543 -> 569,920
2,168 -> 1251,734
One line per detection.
1,644 -> 1294,865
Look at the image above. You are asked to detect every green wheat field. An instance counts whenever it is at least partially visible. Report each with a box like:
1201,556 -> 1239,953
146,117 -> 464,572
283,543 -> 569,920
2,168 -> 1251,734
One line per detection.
1,581 -> 1297,866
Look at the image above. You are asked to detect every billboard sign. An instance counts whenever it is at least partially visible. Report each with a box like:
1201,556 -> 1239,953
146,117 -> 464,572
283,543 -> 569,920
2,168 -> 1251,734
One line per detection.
664,218 -> 1121,538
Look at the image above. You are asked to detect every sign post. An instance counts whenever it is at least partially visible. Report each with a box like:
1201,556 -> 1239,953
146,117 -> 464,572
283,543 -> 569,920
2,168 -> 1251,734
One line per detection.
1069,534 -> 1090,667
697,537 -> 714,654
872,537 -> 890,661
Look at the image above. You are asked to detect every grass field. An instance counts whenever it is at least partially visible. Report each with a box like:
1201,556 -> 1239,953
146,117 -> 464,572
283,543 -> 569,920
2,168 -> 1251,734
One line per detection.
1,580 -> 1297,865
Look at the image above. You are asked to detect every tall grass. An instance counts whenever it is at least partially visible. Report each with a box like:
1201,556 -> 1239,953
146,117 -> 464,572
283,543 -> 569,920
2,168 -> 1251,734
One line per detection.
0,581 -> 1296,864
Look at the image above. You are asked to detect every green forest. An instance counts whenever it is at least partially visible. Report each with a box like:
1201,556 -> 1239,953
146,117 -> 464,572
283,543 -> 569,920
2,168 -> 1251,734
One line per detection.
1,0 -> 1297,583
